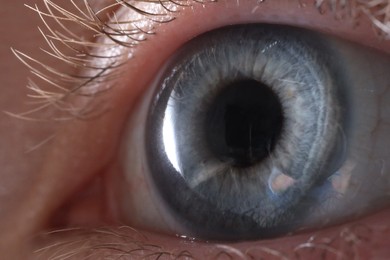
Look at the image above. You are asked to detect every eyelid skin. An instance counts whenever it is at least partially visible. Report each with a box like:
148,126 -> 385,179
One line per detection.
2,0 -> 390,259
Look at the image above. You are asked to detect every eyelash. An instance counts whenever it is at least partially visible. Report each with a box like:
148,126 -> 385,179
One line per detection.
10,0 -> 390,121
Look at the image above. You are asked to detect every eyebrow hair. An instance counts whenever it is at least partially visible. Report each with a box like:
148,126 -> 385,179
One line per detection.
11,0 -> 390,121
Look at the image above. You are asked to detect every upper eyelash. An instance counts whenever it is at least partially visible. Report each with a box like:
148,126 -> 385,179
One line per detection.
10,0 -> 187,120
9,0 -> 390,121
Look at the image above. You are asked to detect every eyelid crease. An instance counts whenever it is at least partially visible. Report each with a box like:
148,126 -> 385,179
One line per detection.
11,0 -> 390,121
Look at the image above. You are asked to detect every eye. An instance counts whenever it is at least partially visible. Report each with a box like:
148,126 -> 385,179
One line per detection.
12,0 -> 390,258
118,22 -> 390,240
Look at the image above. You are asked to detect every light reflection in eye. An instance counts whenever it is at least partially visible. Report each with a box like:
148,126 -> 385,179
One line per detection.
7,0 -> 390,258
163,103 -> 182,172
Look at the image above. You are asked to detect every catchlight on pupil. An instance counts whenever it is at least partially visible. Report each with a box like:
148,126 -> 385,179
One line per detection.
145,24 -> 346,240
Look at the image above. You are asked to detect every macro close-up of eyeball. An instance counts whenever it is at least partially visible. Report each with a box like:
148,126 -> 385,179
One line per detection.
1,0 -> 390,259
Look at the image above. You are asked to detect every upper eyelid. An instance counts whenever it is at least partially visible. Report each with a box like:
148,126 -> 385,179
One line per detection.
10,0 -> 179,121
11,0 -> 390,121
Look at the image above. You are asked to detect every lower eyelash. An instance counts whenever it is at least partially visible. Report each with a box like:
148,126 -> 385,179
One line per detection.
32,216 -> 389,259
10,0 -> 390,120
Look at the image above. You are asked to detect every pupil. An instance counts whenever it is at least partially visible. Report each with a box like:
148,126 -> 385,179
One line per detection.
205,79 -> 284,167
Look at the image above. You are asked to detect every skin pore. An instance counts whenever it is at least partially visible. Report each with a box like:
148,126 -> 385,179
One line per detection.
1,0 -> 390,259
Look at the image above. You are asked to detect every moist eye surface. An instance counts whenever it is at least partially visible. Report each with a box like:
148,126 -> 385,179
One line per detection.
145,24 -> 346,240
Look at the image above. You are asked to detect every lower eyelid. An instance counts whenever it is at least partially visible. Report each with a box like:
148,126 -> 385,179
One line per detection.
33,208 -> 390,259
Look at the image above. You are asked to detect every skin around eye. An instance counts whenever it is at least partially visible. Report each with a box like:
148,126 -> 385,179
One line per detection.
1,0 -> 390,259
